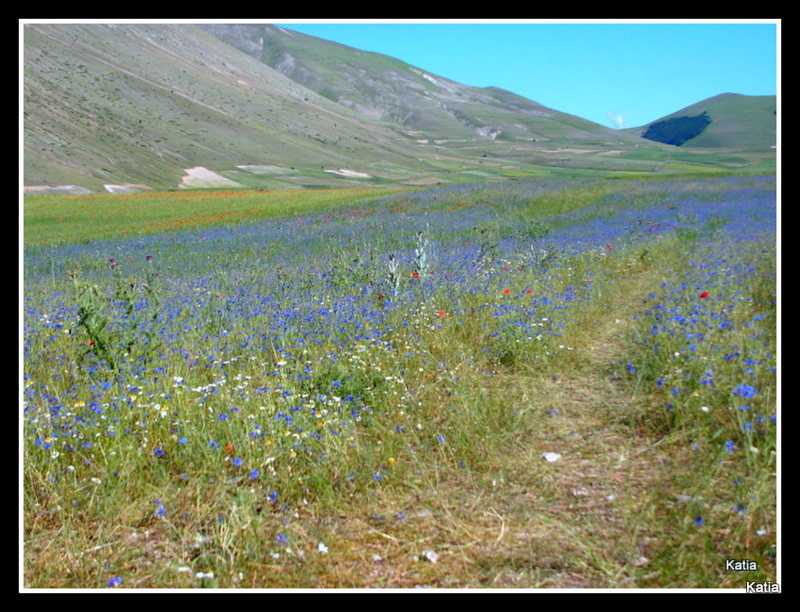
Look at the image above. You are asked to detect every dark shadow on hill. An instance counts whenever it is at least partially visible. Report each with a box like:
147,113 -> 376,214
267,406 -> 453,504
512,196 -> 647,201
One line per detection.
641,111 -> 712,146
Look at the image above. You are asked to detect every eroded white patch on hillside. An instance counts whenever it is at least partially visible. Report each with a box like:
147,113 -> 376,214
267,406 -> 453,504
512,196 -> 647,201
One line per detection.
236,164 -> 292,175
24,185 -> 94,195
179,167 -> 244,189
104,183 -> 152,194
408,67 -> 458,93
323,168 -> 371,178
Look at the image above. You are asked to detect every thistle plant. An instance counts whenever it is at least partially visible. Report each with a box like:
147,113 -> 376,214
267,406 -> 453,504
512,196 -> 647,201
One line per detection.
70,270 -> 118,371
386,253 -> 401,294
69,255 -> 164,372
413,227 -> 432,277
519,218 -> 552,242
473,222 -> 499,269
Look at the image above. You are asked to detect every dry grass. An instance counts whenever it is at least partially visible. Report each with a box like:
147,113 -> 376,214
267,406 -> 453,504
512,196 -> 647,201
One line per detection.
230,264 -> 697,590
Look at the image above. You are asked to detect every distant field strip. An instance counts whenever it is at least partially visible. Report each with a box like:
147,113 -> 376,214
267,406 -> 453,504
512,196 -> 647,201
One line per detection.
23,188 -> 398,246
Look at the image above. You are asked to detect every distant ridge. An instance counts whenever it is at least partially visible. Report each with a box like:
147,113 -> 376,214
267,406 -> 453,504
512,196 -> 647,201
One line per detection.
198,24 -> 632,146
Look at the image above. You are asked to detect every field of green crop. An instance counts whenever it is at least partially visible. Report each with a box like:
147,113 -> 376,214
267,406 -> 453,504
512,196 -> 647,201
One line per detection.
22,175 -> 778,590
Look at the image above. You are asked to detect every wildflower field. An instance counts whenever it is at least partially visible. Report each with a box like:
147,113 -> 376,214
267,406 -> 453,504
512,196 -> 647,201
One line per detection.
22,175 -> 778,589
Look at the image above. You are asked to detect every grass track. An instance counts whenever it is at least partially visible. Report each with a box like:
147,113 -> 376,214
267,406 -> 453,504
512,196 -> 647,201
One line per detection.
281,253 -> 679,587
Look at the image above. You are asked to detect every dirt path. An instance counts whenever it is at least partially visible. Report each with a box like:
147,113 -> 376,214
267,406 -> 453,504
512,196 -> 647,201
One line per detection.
307,265 -> 687,588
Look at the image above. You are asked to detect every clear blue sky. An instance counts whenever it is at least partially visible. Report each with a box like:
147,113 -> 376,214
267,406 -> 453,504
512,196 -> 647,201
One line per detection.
275,20 -> 778,129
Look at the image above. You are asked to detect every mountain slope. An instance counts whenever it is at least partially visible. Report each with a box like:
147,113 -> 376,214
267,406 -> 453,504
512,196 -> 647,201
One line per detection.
199,24 -> 644,149
630,93 -> 776,150
23,23 -> 460,192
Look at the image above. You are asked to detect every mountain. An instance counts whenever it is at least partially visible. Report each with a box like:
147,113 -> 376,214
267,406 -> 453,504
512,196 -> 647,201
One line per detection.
198,24 -> 638,148
23,24 -> 773,194
23,23 -> 453,192
629,93 -> 776,150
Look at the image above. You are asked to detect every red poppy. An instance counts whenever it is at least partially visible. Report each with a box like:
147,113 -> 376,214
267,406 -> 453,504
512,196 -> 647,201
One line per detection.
699,292 -> 709,298
411,271 -> 419,279
503,289 -> 512,294
436,310 -> 446,318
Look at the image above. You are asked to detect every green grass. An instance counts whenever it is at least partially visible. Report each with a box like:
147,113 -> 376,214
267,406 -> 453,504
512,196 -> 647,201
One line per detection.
23,187 -> 408,246
22,177 -> 777,589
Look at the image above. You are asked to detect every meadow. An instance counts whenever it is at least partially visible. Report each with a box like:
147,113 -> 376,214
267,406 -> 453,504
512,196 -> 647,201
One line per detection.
22,175 -> 778,589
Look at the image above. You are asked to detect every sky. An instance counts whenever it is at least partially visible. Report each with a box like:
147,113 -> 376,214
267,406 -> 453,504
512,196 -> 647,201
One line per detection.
275,20 -> 778,129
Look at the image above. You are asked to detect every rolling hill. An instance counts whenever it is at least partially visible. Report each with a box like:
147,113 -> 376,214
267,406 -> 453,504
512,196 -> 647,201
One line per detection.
22,23 -> 775,194
629,93 -> 776,150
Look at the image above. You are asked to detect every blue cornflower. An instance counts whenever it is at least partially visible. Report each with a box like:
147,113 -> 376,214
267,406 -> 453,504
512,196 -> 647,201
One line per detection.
232,457 -> 243,467
276,532 -> 288,545
153,447 -> 165,458
732,384 -> 757,398
436,434 -> 446,444
178,437 -> 188,445
154,500 -> 166,518
107,576 -> 123,587
725,440 -> 735,453
250,469 -> 259,480
694,516 -> 705,526
209,440 -> 219,450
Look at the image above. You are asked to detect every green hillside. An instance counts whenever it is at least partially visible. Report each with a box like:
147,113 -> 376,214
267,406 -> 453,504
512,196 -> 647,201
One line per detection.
23,24 -> 447,192
199,24 -> 646,148
631,93 -> 776,150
